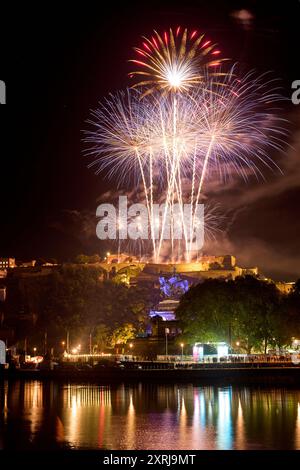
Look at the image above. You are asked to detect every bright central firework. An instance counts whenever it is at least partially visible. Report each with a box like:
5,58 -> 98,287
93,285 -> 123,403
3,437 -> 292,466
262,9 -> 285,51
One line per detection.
85,27 -> 286,263
129,27 -> 224,95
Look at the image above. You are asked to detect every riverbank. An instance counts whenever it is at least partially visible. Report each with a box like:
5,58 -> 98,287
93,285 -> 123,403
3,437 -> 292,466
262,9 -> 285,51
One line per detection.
2,362 -> 300,384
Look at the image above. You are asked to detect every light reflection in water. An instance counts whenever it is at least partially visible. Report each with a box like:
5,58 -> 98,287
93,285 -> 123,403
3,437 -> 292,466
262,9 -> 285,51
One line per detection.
23,381 -> 44,437
1,381 -> 300,449
3,381 -> 9,423
217,388 -> 232,449
124,392 -> 135,448
192,390 -> 209,448
178,394 -> 187,446
235,398 -> 246,449
62,385 -> 112,448
295,403 -> 300,448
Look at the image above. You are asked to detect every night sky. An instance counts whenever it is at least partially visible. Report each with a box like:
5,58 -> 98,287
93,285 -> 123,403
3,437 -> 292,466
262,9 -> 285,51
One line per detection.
0,1 -> 300,280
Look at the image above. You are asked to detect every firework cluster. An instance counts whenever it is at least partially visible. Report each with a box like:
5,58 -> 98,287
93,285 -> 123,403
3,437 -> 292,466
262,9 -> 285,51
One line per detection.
85,28 -> 286,262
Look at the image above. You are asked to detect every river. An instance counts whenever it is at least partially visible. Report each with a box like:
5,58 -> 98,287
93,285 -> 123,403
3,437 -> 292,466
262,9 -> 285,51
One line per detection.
1,380 -> 300,449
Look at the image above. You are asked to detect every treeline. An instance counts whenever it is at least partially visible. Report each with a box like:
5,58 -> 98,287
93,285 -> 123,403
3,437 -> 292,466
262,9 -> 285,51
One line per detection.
3,265 -> 156,351
74,254 -> 102,264
176,276 -> 300,354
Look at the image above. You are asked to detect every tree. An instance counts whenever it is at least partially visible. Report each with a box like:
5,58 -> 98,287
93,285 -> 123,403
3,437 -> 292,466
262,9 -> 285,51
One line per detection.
232,276 -> 281,354
94,324 -> 111,352
176,276 -> 285,354
176,279 -> 234,344
4,263 -> 156,351
35,258 -> 47,266
279,280 -> 300,347
89,254 -> 101,264
8,264 -> 150,348
74,254 -> 90,264
110,323 -> 136,347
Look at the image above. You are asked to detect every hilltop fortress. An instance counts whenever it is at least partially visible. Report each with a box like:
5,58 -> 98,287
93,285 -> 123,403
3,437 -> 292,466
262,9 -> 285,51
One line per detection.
98,253 -> 293,294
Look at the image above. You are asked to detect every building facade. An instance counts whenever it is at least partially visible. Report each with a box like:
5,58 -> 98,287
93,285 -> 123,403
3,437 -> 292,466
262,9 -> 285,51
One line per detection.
0,258 -> 16,269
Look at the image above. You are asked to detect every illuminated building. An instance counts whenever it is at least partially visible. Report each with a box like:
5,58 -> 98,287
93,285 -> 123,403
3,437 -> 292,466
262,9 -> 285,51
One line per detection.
149,299 -> 179,321
0,257 -> 16,269
97,253 -> 259,282
97,253 -> 295,296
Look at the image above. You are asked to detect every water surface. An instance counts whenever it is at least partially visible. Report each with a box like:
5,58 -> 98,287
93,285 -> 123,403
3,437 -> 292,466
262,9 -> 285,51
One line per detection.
1,380 -> 300,449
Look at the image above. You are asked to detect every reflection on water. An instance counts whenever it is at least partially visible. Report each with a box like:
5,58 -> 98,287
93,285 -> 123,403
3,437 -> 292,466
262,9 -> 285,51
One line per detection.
1,380 -> 300,449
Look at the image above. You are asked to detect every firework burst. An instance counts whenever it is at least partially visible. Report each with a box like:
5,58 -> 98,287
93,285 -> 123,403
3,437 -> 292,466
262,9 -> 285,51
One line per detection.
85,29 -> 287,263
129,27 -> 226,96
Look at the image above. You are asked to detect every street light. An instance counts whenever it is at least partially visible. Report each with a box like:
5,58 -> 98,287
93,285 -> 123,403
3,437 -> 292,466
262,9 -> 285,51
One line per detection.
33,347 -> 37,355
66,331 -> 70,354
165,328 -> 169,359
180,343 -> 184,361
236,341 -> 240,347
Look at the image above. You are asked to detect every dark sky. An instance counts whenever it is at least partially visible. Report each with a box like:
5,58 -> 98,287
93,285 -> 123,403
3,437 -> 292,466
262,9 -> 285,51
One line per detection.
0,0 -> 300,280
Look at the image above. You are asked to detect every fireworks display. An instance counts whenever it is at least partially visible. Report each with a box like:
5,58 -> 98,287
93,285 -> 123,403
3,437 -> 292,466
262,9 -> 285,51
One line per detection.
129,27 -> 225,96
85,27 -> 286,263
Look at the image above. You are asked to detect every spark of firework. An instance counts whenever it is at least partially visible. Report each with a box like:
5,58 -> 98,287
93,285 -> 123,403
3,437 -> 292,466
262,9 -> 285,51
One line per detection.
84,88 -> 202,260
129,27 -> 226,96
128,26 -> 227,258
183,67 -> 287,255
85,68 -> 286,263
84,89 -> 161,259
